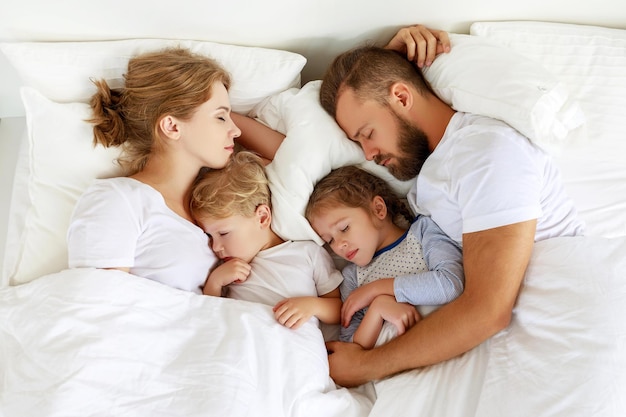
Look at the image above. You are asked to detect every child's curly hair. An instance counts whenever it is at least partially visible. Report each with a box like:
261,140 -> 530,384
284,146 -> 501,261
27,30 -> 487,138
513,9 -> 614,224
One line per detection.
190,151 -> 270,220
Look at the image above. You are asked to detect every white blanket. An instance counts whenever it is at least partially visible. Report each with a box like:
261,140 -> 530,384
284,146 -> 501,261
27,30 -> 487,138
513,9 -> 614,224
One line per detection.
0,268 -> 372,417
1,236 -> 625,417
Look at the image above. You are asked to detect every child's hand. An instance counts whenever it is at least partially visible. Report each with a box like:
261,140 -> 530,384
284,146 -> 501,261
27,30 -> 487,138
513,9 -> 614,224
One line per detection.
273,297 -> 317,329
203,258 -> 251,296
217,258 -> 252,284
370,295 -> 421,336
341,279 -> 394,327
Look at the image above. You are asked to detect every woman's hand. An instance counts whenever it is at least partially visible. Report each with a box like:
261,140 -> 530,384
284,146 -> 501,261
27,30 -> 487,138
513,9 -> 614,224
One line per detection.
385,24 -> 451,68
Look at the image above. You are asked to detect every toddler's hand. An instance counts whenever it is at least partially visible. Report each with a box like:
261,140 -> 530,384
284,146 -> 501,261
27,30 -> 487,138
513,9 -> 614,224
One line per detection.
209,258 -> 251,287
273,297 -> 316,330
370,295 -> 421,335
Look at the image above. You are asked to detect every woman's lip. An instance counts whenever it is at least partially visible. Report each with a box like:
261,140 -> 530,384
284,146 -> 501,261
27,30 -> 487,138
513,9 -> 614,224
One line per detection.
222,256 -> 232,262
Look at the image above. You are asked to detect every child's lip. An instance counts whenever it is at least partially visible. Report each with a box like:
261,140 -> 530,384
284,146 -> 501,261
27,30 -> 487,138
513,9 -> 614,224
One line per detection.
346,249 -> 357,261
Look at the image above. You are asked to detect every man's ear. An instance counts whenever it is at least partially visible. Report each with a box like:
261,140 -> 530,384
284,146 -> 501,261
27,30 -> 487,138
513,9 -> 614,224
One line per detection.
159,115 -> 182,141
389,82 -> 413,111
255,204 -> 273,229
371,195 -> 388,220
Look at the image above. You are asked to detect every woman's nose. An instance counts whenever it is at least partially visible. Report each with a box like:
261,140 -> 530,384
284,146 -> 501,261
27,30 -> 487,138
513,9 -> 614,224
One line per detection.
231,122 -> 242,139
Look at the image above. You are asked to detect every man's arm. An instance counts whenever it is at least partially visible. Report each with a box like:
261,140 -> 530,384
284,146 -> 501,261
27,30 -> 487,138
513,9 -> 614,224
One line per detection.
231,112 -> 285,163
384,24 -> 451,68
326,220 -> 536,387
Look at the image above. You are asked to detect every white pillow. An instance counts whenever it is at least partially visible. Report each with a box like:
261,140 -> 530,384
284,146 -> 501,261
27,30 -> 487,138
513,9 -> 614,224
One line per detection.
4,88 -> 123,285
0,39 -> 306,114
469,21 -> 626,238
253,80 -> 414,244
422,33 -> 586,153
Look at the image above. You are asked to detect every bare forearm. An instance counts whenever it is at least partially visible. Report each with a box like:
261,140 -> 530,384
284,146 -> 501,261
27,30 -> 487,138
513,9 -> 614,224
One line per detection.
316,297 -> 342,324
346,221 -> 536,381
357,293 -> 497,379
232,113 -> 285,162
353,310 -> 384,350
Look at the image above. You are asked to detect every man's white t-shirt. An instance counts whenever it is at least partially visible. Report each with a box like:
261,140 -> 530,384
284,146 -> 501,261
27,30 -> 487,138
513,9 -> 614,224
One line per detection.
68,177 -> 218,294
226,240 -> 343,325
409,112 -> 585,244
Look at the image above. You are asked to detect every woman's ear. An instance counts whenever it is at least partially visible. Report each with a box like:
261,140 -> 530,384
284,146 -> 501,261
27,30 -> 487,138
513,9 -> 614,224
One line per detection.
371,196 -> 388,220
255,204 -> 273,229
159,115 -> 182,141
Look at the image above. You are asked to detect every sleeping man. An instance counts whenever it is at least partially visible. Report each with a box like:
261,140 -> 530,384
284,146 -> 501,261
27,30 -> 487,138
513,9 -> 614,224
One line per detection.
318,24 -> 585,387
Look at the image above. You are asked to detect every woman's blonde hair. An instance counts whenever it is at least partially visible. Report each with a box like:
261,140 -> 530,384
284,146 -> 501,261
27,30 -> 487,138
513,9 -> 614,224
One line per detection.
88,47 -> 231,174
190,151 -> 271,220
305,165 -> 413,228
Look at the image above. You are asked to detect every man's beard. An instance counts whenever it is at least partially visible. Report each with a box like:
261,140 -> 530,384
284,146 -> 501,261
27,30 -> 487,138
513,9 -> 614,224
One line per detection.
375,111 -> 431,181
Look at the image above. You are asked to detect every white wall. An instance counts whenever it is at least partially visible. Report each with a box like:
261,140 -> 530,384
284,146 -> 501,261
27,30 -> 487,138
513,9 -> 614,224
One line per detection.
1,0 -> 625,117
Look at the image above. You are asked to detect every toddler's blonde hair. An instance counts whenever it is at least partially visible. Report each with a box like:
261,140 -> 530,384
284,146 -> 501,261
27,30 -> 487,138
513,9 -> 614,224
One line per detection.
190,151 -> 270,220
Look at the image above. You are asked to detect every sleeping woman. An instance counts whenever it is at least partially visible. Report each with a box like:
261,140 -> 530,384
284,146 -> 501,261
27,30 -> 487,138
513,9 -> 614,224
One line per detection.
67,47 -> 284,293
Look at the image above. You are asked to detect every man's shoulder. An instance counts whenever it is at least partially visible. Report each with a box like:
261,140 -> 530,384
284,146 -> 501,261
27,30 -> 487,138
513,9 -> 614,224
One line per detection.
445,112 -> 538,155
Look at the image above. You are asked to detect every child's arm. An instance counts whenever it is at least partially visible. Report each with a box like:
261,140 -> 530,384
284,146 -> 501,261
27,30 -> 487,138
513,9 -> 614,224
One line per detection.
231,113 -> 285,164
273,287 -> 342,329
203,258 -> 252,296
353,296 -> 387,349
393,216 -> 465,305
340,217 -> 464,326
354,295 -> 421,349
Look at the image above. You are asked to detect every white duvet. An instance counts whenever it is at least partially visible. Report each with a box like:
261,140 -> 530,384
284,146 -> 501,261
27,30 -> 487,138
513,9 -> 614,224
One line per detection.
1,236 -> 625,417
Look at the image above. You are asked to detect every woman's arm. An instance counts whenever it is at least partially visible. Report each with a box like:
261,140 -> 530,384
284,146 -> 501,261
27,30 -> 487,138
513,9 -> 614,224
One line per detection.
231,112 -> 285,163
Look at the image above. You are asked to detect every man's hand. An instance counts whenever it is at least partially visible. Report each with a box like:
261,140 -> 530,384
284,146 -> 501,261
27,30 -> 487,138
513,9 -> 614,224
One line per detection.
385,24 -> 451,68
326,340 -> 372,387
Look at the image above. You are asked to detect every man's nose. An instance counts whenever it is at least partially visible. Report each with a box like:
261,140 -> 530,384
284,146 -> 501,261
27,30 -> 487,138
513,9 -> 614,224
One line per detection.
362,142 -> 378,161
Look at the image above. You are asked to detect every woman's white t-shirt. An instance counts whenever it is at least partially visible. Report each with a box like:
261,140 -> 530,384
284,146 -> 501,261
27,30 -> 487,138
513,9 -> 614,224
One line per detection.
409,112 -> 585,244
67,177 -> 217,294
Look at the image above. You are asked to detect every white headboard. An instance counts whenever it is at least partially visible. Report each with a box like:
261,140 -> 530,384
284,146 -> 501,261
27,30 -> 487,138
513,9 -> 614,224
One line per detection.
1,0 -> 624,117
